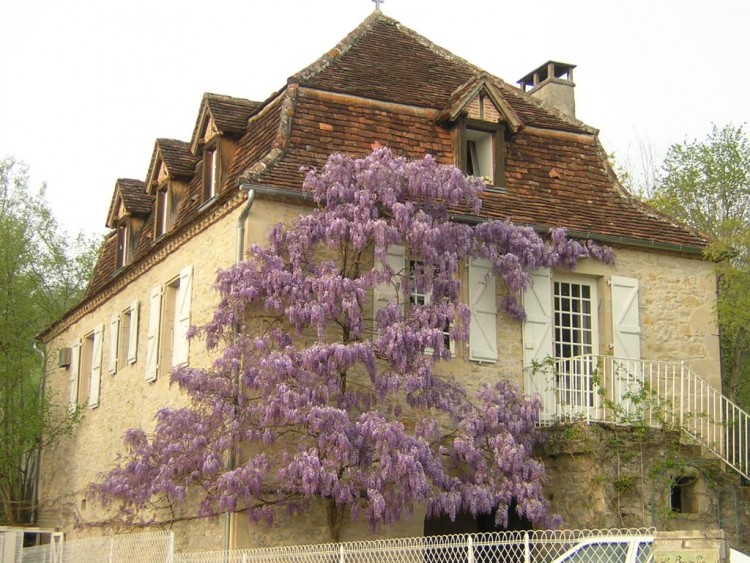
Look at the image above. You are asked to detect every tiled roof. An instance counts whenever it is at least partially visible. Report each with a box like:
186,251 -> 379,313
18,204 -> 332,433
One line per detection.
118,179 -> 152,216
48,11 -> 709,338
247,89 -> 708,250
292,13 -> 588,135
205,94 -> 261,135
105,179 -> 152,228
156,138 -> 195,178
189,93 -> 262,152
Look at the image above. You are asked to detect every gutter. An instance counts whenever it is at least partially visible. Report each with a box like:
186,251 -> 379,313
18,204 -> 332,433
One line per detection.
225,183 -> 256,553
30,340 -> 46,526
446,212 -> 706,256
231,186 -> 706,256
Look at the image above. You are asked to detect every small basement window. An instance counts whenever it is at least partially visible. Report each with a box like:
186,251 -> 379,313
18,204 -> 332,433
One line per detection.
670,476 -> 697,513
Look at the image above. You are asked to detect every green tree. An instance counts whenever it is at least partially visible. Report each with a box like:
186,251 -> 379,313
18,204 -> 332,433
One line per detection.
648,124 -> 750,404
0,157 -> 99,525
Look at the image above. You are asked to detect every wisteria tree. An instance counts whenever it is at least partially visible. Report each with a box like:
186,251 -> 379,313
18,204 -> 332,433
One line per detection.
93,148 -> 613,539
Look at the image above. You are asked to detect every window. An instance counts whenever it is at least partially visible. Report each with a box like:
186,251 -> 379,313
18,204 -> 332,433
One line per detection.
145,267 -> 193,382
118,301 -> 139,368
79,332 -> 94,404
116,219 -> 142,269
69,324 -> 103,410
466,129 -> 494,182
670,476 -> 697,513
408,259 -> 453,354
554,278 -> 597,360
553,277 -> 599,411
202,145 -> 221,203
372,246 -> 462,357
116,222 -> 129,269
457,120 -> 506,188
155,183 -> 182,237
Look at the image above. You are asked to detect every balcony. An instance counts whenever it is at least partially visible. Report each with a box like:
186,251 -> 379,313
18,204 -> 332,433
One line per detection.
523,355 -> 749,480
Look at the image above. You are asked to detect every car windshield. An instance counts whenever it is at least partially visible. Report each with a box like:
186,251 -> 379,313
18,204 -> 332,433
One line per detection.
563,541 -> 630,563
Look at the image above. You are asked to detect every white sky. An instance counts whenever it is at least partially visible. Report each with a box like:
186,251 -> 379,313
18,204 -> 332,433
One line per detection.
1,0 -> 748,236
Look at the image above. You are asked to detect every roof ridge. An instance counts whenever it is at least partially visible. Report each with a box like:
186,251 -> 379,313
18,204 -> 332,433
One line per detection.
239,84 -> 299,183
289,12 -> 484,87
203,92 -> 259,106
288,11 -> 384,85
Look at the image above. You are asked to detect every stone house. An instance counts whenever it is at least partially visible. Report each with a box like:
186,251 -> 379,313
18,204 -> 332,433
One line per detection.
38,10 -> 747,553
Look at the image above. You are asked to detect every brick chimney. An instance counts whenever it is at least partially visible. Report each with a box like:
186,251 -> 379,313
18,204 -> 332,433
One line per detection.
518,61 -> 576,119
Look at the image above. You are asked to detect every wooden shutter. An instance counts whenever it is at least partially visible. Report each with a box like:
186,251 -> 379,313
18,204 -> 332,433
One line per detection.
108,313 -> 119,374
611,276 -> 641,360
469,259 -> 498,362
522,268 -> 555,420
127,300 -> 139,364
89,324 -> 103,408
373,245 -> 405,328
68,341 -> 81,413
173,266 -> 193,367
145,285 -> 162,382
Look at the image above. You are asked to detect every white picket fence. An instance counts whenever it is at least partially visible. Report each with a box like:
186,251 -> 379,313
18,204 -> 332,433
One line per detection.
3,528 -> 653,563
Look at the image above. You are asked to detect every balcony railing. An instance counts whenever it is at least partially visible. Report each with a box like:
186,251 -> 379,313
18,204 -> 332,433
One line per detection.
524,355 -> 750,480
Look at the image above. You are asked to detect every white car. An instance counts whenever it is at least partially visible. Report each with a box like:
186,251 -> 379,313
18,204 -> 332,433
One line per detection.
551,535 -> 654,563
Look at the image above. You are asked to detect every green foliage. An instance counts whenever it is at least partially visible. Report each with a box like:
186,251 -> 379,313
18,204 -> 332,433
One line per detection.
0,157 -> 98,524
647,124 -> 750,406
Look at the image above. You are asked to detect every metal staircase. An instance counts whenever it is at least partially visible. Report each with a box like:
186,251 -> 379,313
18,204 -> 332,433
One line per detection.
525,355 -> 750,480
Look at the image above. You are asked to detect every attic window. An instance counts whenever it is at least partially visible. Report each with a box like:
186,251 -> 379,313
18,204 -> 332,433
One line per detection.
116,221 -> 130,269
155,182 -> 181,238
458,120 -> 506,189
202,144 -> 221,203
466,130 -> 493,182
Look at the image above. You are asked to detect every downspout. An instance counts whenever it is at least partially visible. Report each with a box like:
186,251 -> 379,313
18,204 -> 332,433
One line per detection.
31,339 -> 47,526
225,184 -> 255,554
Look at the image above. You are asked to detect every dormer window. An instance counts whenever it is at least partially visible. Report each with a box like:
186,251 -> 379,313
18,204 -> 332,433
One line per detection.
466,129 -> 494,182
458,120 -> 506,189
202,144 -> 221,203
155,182 -> 182,238
116,221 -> 130,269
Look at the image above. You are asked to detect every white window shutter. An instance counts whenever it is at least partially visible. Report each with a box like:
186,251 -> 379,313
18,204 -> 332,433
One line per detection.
68,341 -> 81,413
373,245 -> 405,324
89,324 -> 103,408
522,268 -> 555,421
128,300 -> 139,364
173,266 -> 193,368
611,276 -> 641,360
469,258 -> 498,362
108,313 -> 119,374
145,286 -> 162,382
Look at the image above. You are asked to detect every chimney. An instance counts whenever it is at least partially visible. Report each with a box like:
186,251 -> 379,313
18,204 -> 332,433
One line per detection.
518,61 -> 576,119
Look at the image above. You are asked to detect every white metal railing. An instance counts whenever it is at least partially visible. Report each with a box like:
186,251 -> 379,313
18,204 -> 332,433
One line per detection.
524,355 -> 750,480
173,528 -> 653,563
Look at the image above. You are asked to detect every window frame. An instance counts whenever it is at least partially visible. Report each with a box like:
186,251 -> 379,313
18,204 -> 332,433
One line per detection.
456,118 -> 506,189
202,143 -> 221,204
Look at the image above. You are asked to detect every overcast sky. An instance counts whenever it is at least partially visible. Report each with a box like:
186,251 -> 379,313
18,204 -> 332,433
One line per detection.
1,0 -> 748,236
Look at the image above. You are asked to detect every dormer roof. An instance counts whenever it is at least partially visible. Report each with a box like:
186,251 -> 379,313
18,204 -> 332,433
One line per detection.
434,74 -> 524,132
144,139 -> 196,193
190,93 -> 261,153
105,178 -> 153,229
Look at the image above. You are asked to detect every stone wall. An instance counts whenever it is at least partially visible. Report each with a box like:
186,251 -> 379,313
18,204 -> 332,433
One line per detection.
655,529 -> 729,563
38,193 -> 723,551
541,423 -> 750,552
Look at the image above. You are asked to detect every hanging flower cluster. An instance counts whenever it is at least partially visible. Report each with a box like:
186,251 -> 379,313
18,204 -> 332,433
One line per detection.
93,148 -> 613,533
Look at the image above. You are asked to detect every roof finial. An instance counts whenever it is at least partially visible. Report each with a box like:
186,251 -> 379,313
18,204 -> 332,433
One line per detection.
372,0 -> 384,11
